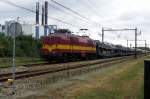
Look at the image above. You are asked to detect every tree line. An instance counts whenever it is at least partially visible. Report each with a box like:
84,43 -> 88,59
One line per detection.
0,33 -> 42,57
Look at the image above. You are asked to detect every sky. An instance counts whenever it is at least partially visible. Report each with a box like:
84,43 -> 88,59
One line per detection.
0,0 -> 149,47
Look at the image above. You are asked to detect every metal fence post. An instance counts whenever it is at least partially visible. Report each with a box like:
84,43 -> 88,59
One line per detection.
144,59 -> 150,99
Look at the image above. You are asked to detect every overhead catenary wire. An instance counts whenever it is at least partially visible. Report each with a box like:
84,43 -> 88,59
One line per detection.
46,1 -> 95,28
48,0 -> 118,33
0,0 -> 81,29
39,0 -> 109,33
49,0 -> 90,20
1,0 -> 104,37
86,0 -> 106,19
1,0 -> 123,39
43,0 -> 98,28
81,0 -> 130,40
78,0 -> 111,28
49,0 -> 105,27
80,0 -> 105,21
39,1 -> 91,28
81,0 -> 120,29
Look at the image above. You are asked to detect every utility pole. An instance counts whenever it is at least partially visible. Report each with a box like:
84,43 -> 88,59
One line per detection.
102,27 -> 104,44
9,17 -> 22,95
10,19 -> 17,95
135,28 -> 137,58
127,40 -> 128,47
12,23 -> 16,95
145,40 -> 147,56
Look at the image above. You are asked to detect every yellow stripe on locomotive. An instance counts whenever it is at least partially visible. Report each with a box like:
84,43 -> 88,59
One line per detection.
43,44 -> 96,53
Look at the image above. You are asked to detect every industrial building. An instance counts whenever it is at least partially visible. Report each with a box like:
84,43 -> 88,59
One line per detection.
21,23 -> 33,36
0,18 -> 57,38
0,20 -> 33,37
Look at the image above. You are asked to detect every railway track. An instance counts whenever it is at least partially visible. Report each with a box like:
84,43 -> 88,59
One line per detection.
0,56 -> 134,82
0,62 -> 49,69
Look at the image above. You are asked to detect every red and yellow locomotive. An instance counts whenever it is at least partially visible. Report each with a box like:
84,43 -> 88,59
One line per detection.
41,30 -> 96,61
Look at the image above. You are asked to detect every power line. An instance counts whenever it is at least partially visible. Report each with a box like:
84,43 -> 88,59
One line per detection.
50,0 -> 89,20
80,0 -> 104,21
44,1 -> 90,27
39,0 -> 93,29
1,0 -> 35,13
48,1 -> 95,27
81,0 -> 119,29
0,0 -> 81,28
39,0 -> 104,30
49,0 -> 104,27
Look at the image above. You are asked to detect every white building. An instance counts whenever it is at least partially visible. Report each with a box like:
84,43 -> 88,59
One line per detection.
21,23 -> 33,36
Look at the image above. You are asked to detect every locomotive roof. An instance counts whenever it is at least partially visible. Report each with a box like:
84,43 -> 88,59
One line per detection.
48,33 -> 95,43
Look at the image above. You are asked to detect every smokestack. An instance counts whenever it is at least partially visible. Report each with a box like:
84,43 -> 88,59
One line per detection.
36,2 -> 39,24
42,5 -> 45,26
44,1 -> 48,36
45,1 -> 48,25
36,2 -> 39,39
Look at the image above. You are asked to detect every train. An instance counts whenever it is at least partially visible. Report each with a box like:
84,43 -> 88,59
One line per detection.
41,29 -> 144,61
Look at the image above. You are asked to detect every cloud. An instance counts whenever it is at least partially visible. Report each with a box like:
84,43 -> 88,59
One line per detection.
0,0 -> 149,46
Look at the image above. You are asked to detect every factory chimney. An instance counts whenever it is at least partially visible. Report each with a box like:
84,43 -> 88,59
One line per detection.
35,2 -> 39,39
44,1 -> 48,36
42,5 -> 45,26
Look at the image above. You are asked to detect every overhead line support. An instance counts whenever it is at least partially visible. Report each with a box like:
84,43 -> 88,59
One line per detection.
102,28 -> 140,59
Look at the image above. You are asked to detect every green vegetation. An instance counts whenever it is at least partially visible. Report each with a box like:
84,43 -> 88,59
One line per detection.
12,56 -> 147,99
75,57 -> 147,99
0,33 -> 42,57
0,57 -> 46,68
0,33 -> 45,67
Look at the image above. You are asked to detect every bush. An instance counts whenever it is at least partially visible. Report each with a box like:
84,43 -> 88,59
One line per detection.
0,33 -> 41,57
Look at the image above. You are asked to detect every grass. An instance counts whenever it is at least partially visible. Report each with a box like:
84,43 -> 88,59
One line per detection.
10,56 -> 147,99
0,57 -> 46,68
75,56 -> 148,99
